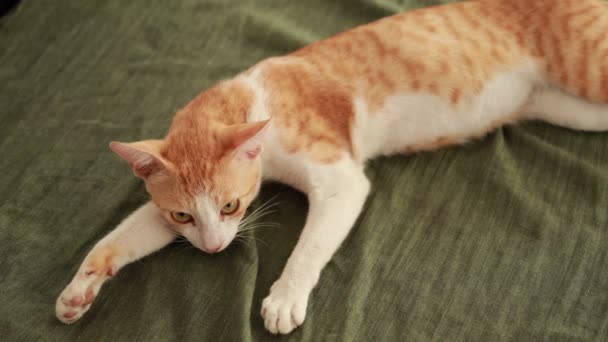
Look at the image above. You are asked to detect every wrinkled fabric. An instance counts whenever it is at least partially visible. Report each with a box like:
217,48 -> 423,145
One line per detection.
1,0 -> 607,340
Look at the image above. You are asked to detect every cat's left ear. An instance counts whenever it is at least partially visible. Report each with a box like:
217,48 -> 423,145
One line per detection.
224,120 -> 270,160
109,140 -> 168,179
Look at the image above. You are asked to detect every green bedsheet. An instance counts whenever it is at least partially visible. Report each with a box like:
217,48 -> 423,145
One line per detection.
1,0 -> 607,340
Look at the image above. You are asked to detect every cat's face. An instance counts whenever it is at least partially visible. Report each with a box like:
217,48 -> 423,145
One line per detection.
110,120 -> 268,253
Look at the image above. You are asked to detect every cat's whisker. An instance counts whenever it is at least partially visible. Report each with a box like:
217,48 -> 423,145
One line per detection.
250,195 -> 280,215
240,197 -> 281,226
240,216 -> 278,232
251,200 -> 281,215
234,236 -> 252,249
237,226 -> 280,236
240,209 -> 277,227
249,221 -> 282,227
239,210 -> 276,227
235,237 -> 254,249
238,223 -> 283,234
240,221 -> 282,228
246,201 -> 279,217
240,209 -> 279,226
242,198 -> 275,221
235,229 -> 271,248
245,235 -> 270,248
241,210 -> 277,226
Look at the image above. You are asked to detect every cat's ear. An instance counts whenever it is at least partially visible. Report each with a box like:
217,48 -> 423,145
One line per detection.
109,140 -> 168,179
223,120 -> 270,160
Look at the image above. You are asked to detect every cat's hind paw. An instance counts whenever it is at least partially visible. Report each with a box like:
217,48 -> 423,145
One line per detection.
261,280 -> 308,334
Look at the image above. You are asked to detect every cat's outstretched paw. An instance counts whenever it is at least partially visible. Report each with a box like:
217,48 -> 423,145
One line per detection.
56,252 -> 117,323
261,279 -> 309,334
55,278 -> 98,323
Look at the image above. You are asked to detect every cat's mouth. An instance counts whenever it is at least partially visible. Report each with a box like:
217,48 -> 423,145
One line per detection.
200,245 -> 227,254
192,239 -> 228,254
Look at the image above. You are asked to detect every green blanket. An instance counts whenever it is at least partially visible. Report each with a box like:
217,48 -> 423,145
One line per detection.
2,0 -> 607,340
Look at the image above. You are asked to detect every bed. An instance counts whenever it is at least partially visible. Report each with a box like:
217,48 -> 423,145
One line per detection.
1,0 -> 607,340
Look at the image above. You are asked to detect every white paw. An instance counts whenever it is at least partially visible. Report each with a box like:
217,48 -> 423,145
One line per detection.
55,281 -> 95,323
261,279 -> 309,335
55,265 -> 114,323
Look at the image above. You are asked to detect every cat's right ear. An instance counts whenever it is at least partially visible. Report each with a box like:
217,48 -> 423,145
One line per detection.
109,140 -> 168,179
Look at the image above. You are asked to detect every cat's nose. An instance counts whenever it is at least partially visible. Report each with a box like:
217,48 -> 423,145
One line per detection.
208,241 -> 224,253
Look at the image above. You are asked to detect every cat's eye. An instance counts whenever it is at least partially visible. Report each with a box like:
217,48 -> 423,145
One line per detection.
221,199 -> 240,215
171,212 -> 193,224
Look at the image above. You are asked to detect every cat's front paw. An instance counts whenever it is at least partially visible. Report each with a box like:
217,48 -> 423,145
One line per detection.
261,279 -> 309,335
56,257 -> 116,323
55,279 -> 98,323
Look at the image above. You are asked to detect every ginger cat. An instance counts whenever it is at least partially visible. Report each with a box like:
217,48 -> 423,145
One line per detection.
56,0 -> 608,335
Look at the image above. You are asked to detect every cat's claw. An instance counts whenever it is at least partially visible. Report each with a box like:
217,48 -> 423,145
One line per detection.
261,279 -> 308,334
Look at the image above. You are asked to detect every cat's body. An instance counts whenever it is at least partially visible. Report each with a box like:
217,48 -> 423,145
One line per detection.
56,0 -> 608,334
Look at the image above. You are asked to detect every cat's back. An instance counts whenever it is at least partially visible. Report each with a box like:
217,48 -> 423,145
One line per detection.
251,0 -> 535,163
266,0 -> 608,108
282,0 -> 538,106
499,0 -> 608,101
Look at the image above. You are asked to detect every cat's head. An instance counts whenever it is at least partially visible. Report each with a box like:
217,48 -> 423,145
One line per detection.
110,119 -> 269,253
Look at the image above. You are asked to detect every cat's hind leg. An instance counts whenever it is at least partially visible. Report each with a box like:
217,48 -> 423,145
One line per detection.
523,87 -> 608,131
56,202 -> 175,323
